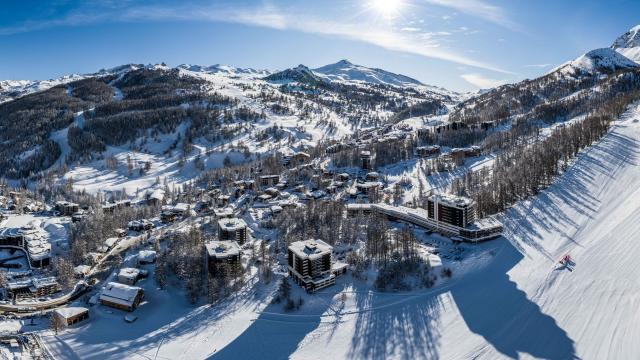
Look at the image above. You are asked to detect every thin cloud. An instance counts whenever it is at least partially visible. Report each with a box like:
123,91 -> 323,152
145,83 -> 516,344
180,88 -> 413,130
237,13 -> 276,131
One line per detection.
423,0 -> 521,32
461,73 -> 506,88
0,2 -> 513,74
524,63 -> 552,68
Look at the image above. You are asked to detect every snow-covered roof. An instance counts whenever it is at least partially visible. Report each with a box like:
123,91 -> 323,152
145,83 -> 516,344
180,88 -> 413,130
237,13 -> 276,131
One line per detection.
54,306 -> 89,320
213,208 -> 234,217
138,250 -> 156,263
104,237 -> 118,248
289,239 -> 332,260
346,203 -> 373,210
149,189 -> 165,201
74,265 -> 91,275
218,218 -> 247,232
100,282 -> 143,306
205,240 -> 241,259
118,267 -> 140,281
32,276 -> 58,288
429,193 -> 474,208
173,203 -> 190,212
466,217 -> 503,231
356,181 -> 382,189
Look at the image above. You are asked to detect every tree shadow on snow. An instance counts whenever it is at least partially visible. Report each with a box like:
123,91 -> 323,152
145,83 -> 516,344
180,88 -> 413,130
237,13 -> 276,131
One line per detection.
344,238 -> 578,360
451,238 -> 578,359
209,284 -> 342,360
347,286 -> 445,360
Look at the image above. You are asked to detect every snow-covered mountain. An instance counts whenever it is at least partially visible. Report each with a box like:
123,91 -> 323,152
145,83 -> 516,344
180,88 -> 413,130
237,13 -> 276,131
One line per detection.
550,48 -> 639,76
263,64 -> 327,85
0,75 -> 86,104
177,64 -> 270,76
612,24 -> 640,63
313,59 -> 423,87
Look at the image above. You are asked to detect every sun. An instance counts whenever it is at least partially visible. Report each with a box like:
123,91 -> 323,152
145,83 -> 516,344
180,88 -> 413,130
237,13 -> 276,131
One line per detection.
369,0 -> 405,17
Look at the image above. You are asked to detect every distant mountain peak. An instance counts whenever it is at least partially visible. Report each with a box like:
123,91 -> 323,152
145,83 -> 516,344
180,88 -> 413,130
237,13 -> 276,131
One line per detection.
176,63 -> 269,76
335,59 -> 353,65
313,60 -> 423,87
612,24 -> 640,63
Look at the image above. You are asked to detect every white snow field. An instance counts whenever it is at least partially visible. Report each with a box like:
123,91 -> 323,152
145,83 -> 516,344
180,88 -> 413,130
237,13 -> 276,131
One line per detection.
42,104 -> 640,359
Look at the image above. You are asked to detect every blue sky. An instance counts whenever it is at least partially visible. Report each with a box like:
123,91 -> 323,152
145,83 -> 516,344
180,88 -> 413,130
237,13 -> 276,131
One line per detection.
1,0 -> 639,91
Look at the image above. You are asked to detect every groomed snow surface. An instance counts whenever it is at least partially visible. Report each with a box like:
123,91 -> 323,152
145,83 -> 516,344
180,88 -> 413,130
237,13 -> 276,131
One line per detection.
42,104 -> 640,359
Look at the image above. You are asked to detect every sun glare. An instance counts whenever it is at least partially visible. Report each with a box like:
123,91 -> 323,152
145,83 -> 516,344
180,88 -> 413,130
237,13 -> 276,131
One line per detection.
370,0 -> 405,17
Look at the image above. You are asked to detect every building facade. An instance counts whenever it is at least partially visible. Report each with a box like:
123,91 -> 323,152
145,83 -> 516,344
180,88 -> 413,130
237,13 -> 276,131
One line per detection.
217,218 -> 248,244
288,239 -> 336,292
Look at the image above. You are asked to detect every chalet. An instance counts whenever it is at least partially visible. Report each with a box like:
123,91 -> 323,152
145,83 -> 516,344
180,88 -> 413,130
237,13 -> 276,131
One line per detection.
71,210 -> 86,223
463,146 -> 482,157
218,218 -> 248,244
216,195 -> 231,207
117,267 -> 141,285
146,189 -> 165,207
365,172 -> 380,181
416,145 -> 441,157
74,265 -> 91,278
208,188 -> 221,199
102,200 -> 131,214
356,181 -> 382,198
5,279 -> 32,297
53,307 -> 89,327
275,181 -> 288,191
282,152 -> 311,167
213,207 -> 234,219
137,250 -> 157,265
99,282 -> 144,312
55,201 -> 79,216
160,210 -> 178,223
257,194 -> 272,203
128,219 -> 154,232
264,188 -> 280,197
288,239 -> 336,292
325,143 -> 346,154
84,252 -> 103,265
9,191 -> 21,202
259,175 -> 280,188
196,200 -> 211,213
30,277 -> 60,297
104,237 -> 119,251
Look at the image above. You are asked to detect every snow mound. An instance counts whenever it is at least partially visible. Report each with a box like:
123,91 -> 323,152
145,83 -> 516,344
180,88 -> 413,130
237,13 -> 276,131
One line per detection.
611,24 -> 640,63
314,59 -> 423,87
